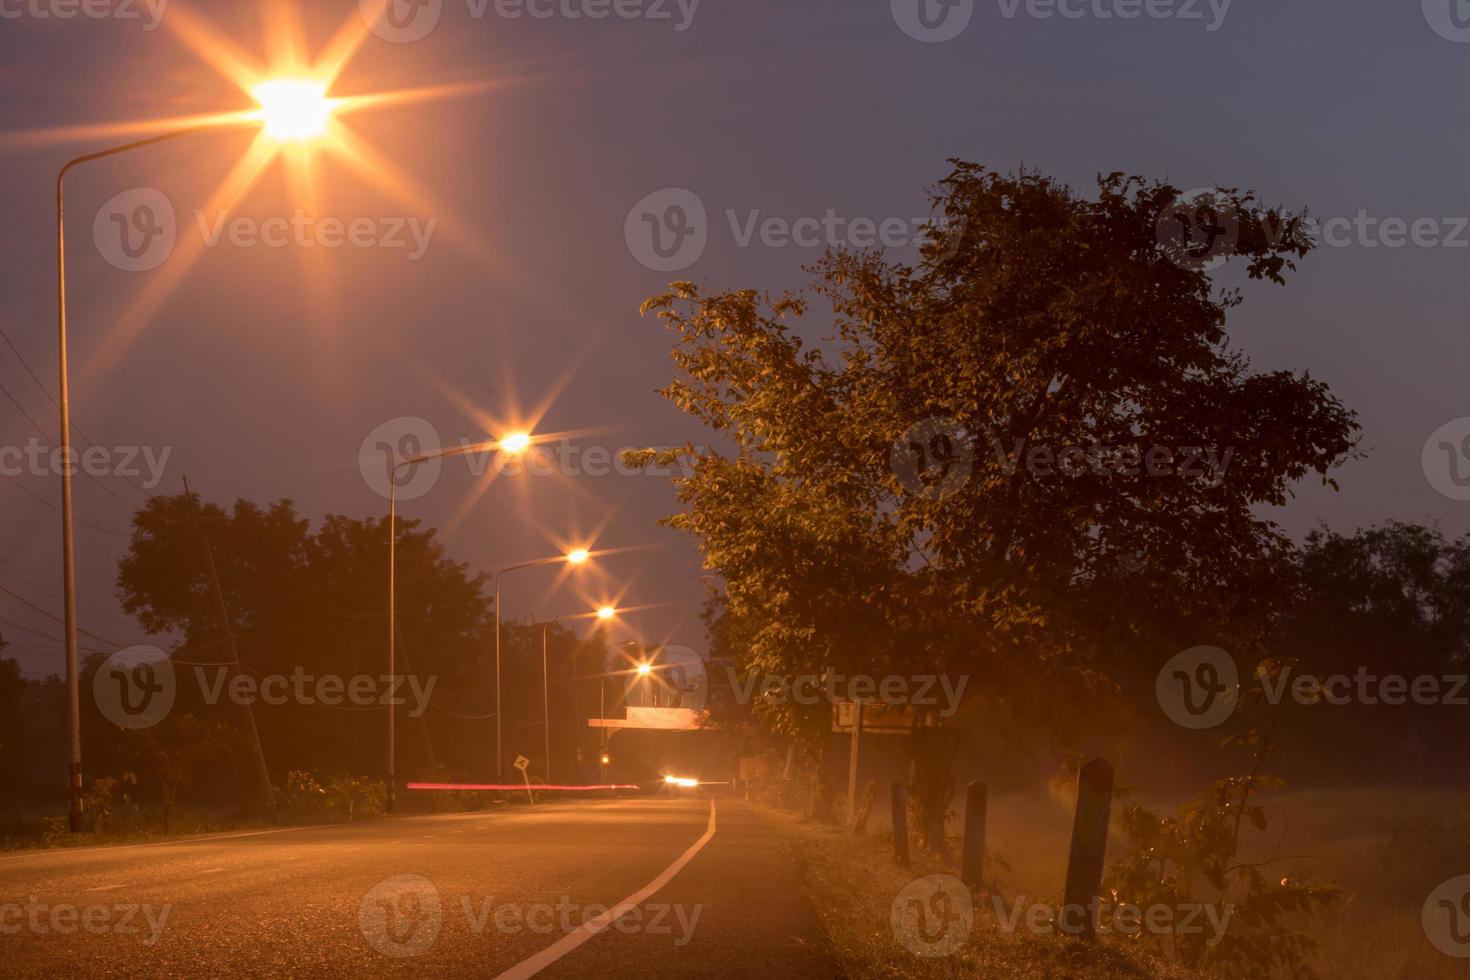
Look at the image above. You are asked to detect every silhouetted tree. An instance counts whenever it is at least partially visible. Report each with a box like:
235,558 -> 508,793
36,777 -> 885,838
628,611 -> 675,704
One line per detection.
114,494 -> 503,787
631,163 -> 1360,828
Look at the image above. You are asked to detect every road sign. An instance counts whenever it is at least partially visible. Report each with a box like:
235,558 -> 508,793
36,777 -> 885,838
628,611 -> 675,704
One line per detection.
832,700 -> 914,735
512,756 -> 534,803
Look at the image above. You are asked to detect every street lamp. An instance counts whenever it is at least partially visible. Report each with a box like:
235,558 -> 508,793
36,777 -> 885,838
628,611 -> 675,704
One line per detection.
55,80 -> 337,831
252,80 -> 334,141
491,547 -> 594,781
498,432 -> 532,454
385,433 -> 531,812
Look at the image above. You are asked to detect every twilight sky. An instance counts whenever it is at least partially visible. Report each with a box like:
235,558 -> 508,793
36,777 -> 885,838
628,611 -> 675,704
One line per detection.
1,0 -> 1467,676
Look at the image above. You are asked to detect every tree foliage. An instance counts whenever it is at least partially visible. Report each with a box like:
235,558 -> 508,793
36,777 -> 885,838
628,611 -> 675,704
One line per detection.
632,163 -> 1360,742
106,492 -> 590,793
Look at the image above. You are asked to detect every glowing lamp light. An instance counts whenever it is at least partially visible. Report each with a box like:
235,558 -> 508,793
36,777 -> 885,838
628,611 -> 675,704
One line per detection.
636,662 -> 653,676
253,79 -> 333,141
596,605 -> 616,621
499,432 -> 532,454
567,548 -> 590,565
600,754 -> 611,765
663,775 -> 699,788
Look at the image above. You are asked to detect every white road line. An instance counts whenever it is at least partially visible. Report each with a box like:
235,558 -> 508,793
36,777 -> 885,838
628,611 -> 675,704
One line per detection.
200,868 -> 225,874
493,800 -> 718,980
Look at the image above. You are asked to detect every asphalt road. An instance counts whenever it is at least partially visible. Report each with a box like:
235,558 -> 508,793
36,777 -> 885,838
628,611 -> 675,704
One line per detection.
0,797 -> 840,978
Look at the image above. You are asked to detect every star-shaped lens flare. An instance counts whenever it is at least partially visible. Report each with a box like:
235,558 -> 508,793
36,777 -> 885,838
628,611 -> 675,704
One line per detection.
252,79 -> 334,141
2,1 -> 512,382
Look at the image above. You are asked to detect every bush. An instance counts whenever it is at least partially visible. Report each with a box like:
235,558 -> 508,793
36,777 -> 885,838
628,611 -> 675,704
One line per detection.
1104,732 -> 1338,978
323,774 -> 386,821
86,773 -> 137,834
272,771 -> 386,823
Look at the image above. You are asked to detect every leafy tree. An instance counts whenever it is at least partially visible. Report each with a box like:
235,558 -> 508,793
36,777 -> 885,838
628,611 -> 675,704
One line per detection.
116,494 -> 497,784
1262,521 -> 1470,783
113,492 -> 600,801
631,163 -> 1359,825
122,715 -> 242,833
1293,521 -> 1470,670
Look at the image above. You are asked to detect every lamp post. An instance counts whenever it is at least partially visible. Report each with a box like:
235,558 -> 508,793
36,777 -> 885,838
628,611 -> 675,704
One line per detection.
385,433 -> 531,812
591,619 -> 633,787
491,548 -> 590,781
55,84 -> 335,831
541,621 -> 550,783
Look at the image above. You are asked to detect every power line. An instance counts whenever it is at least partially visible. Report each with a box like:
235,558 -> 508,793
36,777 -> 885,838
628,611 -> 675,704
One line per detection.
0,582 -> 132,649
0,376 -> 152,513
0,324 -> 55,410
0,472 -> 128,536
0,322 -> 156,502
0,562 -> 142,631
0,615 -> 108,656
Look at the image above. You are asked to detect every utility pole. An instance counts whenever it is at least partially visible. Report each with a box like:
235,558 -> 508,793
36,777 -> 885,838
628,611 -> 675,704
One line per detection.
847,701 -> 865,825
599,678 -> 608,782
542,622 -> 551,785
183,477 -> 273,810
56,160 -> 81,833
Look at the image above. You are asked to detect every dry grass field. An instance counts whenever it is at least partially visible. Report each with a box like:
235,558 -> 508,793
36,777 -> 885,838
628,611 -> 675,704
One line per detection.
770,778 -> 1470,977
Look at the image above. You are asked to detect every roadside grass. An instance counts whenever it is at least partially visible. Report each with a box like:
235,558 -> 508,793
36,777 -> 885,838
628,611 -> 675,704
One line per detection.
757,804 -> 1197,980
0,807 -> 287,852
975,785 -> 1470,979
756,785 -> 1470,979
1269,789 -> 1470,980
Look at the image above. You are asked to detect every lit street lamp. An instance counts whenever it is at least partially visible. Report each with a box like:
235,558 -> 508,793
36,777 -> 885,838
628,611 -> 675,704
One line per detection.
386,433 -> 531,812
492,548 -> 592,781
55,80 -> 337,832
